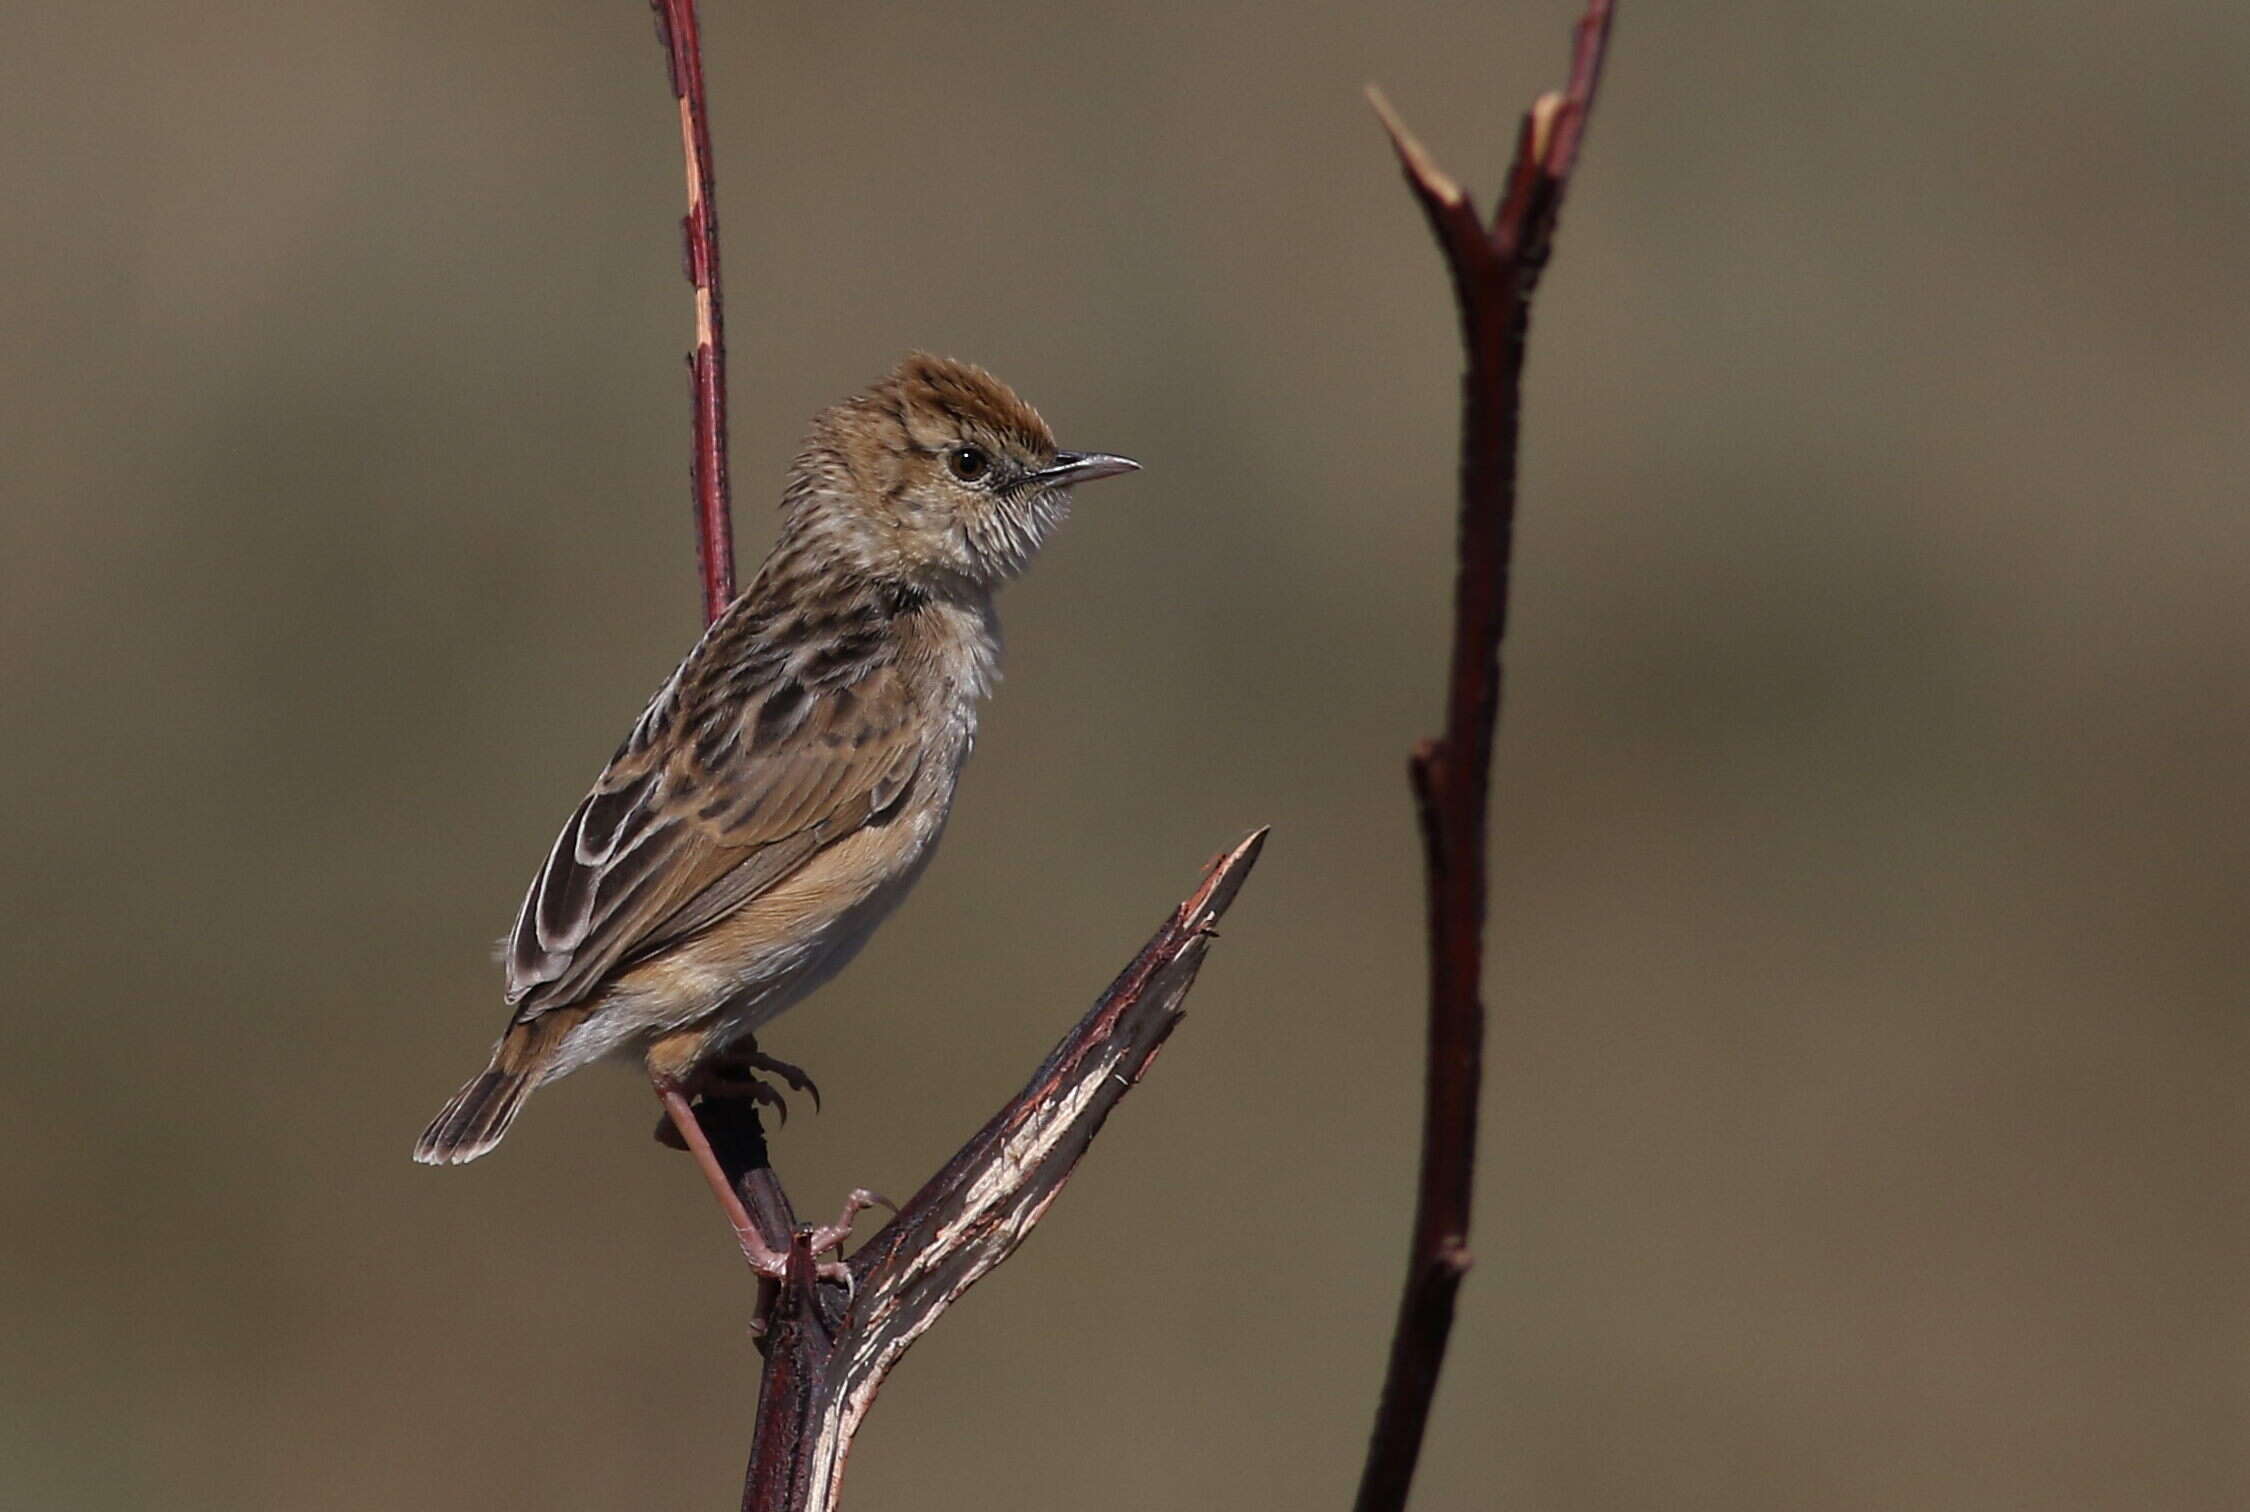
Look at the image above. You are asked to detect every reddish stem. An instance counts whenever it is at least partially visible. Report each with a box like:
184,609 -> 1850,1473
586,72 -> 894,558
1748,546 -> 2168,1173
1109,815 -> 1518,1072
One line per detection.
650,0 -> 737,623
1354,6 -> 1616,1511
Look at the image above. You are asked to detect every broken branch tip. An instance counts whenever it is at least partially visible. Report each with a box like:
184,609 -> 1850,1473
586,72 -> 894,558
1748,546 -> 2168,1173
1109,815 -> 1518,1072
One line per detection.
1364,85 -> 1466,209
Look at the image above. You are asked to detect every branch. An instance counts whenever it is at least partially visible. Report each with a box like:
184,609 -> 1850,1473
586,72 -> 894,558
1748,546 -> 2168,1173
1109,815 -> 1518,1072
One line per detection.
701,832 -> 1268,1511
1355,6 -> 1616,1511
649,0 -> 737,620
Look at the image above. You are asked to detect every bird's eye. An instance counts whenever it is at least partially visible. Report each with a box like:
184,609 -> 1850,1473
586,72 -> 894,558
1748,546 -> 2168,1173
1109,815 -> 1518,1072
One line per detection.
946,445 -> 991,482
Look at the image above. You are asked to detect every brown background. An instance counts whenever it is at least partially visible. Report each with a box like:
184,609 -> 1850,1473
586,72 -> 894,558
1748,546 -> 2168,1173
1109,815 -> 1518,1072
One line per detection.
4,2 -> 2245,1508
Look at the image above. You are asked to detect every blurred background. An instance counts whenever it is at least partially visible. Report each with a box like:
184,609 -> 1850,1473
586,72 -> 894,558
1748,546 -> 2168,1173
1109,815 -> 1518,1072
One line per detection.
4,2 -> 2245,1508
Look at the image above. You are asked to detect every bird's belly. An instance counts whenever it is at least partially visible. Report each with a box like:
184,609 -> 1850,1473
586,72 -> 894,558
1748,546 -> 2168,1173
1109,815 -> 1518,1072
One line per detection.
547,777 -> 956,1078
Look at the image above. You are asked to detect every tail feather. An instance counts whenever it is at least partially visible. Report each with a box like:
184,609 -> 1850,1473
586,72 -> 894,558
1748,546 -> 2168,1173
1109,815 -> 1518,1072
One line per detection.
413,1015 -> 576,1165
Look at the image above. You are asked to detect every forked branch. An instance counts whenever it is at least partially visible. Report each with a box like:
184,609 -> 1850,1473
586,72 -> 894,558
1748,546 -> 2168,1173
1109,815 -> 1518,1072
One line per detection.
704,833 -> 1266,1511
1355,5 -> 1616,1511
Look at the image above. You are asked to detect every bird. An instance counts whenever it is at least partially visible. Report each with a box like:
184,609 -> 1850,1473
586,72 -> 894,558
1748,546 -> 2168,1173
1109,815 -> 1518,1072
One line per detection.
413,354 -> 1137,1258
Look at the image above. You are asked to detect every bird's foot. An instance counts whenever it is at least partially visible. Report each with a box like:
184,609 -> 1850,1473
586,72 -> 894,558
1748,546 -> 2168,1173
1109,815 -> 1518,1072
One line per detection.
700,1038 -> 822,1126
741,1189 -> 891,1331
734,1234 -> 855,1291
807,1187 -> 897,1259
725,1041 -> 823,1113
651,1041 -> 820,1148
742,1251 -> 854,1338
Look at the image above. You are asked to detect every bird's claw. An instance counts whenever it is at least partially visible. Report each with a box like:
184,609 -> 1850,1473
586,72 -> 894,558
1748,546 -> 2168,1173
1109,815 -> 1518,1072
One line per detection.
700,1040 -> 822,1124
807,1187 -> 895,1260
734,1189 -> 885,1284
729,1045 -> 822,1114
654,1045 -> 818,1148
705,1060 -> 794,1124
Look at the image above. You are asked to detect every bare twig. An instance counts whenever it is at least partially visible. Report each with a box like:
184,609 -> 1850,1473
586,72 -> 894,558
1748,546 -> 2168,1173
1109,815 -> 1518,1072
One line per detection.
649,0 -> 736,619
1355,6 -> 1616,1511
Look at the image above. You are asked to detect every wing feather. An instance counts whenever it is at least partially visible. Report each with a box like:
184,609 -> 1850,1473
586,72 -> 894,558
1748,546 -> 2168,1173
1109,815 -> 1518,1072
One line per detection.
503,621 -> 925,1014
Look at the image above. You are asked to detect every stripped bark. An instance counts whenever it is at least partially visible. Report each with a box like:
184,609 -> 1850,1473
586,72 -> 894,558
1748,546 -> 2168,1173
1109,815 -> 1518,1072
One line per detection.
705,834 -> 1266,1511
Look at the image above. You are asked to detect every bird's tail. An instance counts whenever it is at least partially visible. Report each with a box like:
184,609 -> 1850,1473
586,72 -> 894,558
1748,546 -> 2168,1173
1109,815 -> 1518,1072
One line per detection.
413,1014 -> 578,1166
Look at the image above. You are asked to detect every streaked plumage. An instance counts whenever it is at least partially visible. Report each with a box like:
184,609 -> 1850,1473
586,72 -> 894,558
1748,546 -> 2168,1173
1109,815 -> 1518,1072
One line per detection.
415,354 -> 1137,1164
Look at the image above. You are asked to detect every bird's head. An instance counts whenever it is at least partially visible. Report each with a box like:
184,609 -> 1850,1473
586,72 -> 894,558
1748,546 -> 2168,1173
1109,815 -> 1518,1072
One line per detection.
787,353 -> 1137,590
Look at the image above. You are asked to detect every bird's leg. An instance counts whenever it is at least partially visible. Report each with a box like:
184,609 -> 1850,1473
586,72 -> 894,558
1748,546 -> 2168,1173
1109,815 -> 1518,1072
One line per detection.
700,1043 -> 885,1262
647,1034 -> 853,1292
650,1064 -> 784,1148
651,1076 -> 791,1276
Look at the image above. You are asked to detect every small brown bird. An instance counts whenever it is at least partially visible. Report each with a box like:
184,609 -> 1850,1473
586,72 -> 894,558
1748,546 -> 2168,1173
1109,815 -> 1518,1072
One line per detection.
415,356 -> 1135,1207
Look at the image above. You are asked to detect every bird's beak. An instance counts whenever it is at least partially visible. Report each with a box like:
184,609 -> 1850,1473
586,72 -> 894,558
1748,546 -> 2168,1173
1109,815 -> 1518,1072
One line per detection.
1035,451 -> 1140,487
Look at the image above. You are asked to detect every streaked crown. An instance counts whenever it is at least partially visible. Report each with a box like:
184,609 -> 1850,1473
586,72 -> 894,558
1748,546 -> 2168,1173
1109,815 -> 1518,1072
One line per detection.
780,354 -> 1136,589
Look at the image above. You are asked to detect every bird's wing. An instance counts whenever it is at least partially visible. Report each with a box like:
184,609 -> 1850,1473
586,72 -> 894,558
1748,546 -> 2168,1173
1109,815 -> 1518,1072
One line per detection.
503,653 -> 924,1015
